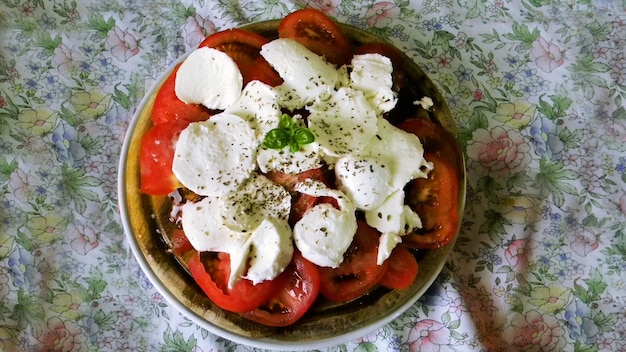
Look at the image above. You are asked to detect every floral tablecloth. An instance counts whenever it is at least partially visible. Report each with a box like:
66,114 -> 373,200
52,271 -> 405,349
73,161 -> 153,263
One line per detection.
1,0 -> 625,351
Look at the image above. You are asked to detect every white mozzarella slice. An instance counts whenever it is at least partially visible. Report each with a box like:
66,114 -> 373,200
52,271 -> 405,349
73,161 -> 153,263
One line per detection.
292,179 -> 357,268
228,240 -> 252,289
414,96 -> 434,110
350,53 -> 397,114
260,38 -> 340,110
243,218 -> 294,285
219,172 -> 291,233
335,156 -> 392,211
175,47 -> 242,110
307,87 -> 378,156
180,197 -> 248,253
365,189 -> 422,235
224,80 -> 282,144
364,189 -> 423,264
360,117 -> 433,190
256,142 -> 324,174
172,113 -> 256,197
377,232 -> 403,265
336,64 -> 351,87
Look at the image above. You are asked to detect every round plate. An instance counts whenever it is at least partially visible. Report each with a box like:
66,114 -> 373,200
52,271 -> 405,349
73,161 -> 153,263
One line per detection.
118,19 -> 466,350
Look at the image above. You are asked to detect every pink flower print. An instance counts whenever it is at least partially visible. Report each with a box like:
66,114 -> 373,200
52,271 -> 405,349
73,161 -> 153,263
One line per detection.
448,297 -> 468,317
567,229 -> 598,257
106,26 -> 140,62
437,54 -> 451,69
593,46 -> 609,60
615,18 -> 626,33
35,317 -> 87,352
408,319 -> 451,352
182,13 -> 216,49
510,310 -> 566,351
505,239 -> 533,269
531,37 -> 564,73
354,328 -> 380,343
297,0 -> 342,16
68,223 -> 99,255
151,292 -> 164,303
466,126 -> 532,178
53,43 -> 83,78
611,32 -> 625,51
9,168 -> 34,202
365,2 -> 401,28
610,51 -> 625,69
562,151 -> 580,167
22,4 -> 34,16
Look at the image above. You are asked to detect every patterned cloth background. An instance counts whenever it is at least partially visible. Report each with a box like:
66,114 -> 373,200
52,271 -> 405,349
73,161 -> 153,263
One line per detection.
1,0 -> 625,351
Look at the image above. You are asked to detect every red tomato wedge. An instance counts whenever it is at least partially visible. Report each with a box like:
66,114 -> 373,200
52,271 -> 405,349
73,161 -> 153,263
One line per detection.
379,245 -> 419,289
266,167 -> 338,224
187,252 -> 283,313
265,167 -> 328,193
399,118 -> 461,249
139,120 -> 189,195
318,221 -> 389,303
399,118 -> 461,166
242,252 -> 320,326
403,152 -> 459,249
169,229 -> 194,257
289,193 -> 318,225
150,64 -> 212,125
199,28 -> 282,87
278,8 -> 352,66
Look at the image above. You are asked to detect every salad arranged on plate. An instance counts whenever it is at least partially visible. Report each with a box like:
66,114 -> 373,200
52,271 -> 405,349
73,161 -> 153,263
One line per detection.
138,8 -> 460,327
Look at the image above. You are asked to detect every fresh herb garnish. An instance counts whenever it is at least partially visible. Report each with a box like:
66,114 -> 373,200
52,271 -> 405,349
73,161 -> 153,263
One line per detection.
264,114 -> 315,152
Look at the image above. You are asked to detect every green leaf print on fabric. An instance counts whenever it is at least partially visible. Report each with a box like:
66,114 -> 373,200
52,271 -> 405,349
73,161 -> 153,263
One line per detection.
535,157 -> 579,207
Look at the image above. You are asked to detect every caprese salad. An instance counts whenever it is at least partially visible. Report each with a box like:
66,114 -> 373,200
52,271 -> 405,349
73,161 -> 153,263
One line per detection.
139,8 -> 460,327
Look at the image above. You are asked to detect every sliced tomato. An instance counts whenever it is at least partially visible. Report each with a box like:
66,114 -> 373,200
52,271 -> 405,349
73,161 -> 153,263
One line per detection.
379,245 -> 419,289
242,252 -> 320,326
199,28 -> 282,87
403,152 -> 459,249
248,55 -> 283,87
187,252 -> 283,313
265,167 -> 327,192
278,8 -> 352,66
398,118 -> 461,166
265,167 -> 337,224
151,64 -> 212,125
353,42 -> 406,92
399,118 -> 461,249
318,221 -> 389,303
289,193 -> 318,225
169,229 -> 194,257
139,120 -> 189,195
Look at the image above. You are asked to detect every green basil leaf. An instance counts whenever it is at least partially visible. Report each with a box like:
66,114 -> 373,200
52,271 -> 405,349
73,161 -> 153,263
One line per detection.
263,114 -> 315,152
289,140 -> 300,152
278,114 -> 294,130
295,128 -> 315,145
264,128 -> 290,149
